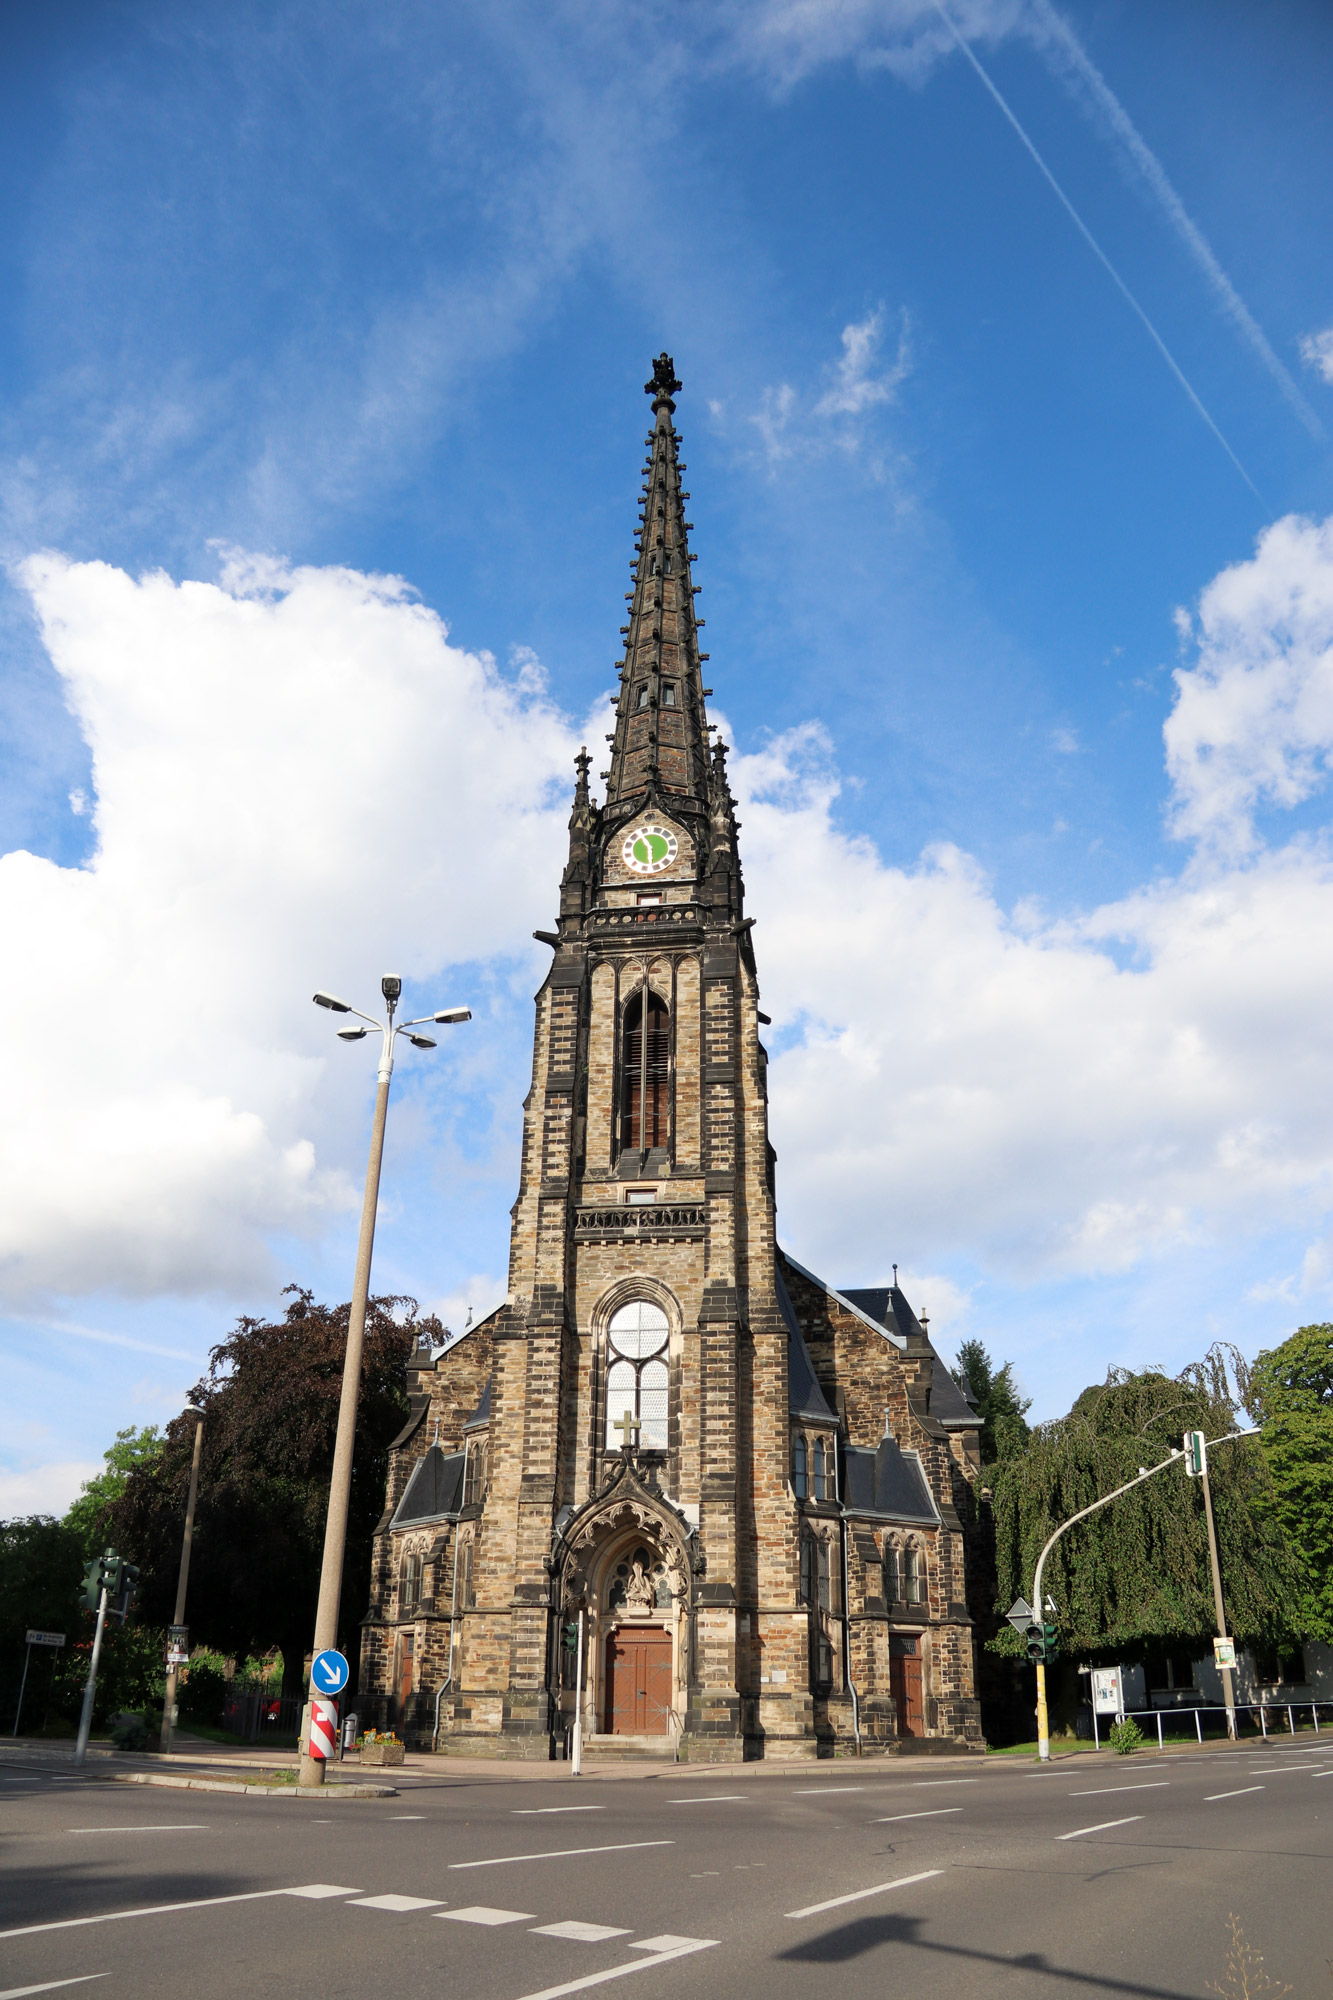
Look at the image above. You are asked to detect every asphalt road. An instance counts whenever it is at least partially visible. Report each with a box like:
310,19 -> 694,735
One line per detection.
1,1740 -> 1329,1999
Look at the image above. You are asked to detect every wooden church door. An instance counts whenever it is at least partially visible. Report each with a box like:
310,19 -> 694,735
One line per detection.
890,1635 -> 924,1736
604,1627 -> 672,1734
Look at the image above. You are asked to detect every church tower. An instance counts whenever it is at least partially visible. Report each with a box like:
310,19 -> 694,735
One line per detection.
362,358 -> 985,1760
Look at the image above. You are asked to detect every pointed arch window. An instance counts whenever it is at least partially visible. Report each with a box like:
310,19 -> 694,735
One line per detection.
812,1436 -> 831,1502
605,1299 -> 670,1451
621,989 -> 670,1152
792,1434 -> 808,1500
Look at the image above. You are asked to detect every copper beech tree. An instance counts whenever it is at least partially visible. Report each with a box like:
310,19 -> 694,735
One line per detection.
107,1288 -> 437,1695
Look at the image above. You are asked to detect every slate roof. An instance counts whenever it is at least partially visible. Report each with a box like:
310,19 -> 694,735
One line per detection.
390,1445 -> 465,1528
840,1286 -> 981,1431
776,1266 -> 837,1424
463,1375 -> 492,1433
842,1438 -> 941,1525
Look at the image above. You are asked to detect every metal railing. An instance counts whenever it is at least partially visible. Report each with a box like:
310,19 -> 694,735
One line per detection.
1092,1699 -> 1333,1750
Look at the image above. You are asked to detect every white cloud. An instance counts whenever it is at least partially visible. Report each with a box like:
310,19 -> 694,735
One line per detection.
748,311 -> 910,468
0,1459 -> 100,1517
0,550 -> 580,1305
735,692 -> 1333,1290
1164,514 -> 1333,855
9,513 -> 1333,1343
1300,327 -> 1333,386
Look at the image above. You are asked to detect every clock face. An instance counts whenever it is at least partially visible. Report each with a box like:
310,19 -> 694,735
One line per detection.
622,823 -> 679,875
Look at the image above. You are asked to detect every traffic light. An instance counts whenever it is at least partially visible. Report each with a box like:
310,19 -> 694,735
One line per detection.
562,1621 -> 579,1652
1024,1621 -> 1058,1664
1184,1430 -> 1207,1477
116,1561 -> 140,1615
80,1558 -> 103,1612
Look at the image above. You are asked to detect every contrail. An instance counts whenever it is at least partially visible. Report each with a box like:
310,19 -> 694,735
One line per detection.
933,1 -> 1265,505
1028,0 -> 1323,441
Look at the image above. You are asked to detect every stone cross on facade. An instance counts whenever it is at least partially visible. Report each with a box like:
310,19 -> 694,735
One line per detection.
613,1409 -> 641,1451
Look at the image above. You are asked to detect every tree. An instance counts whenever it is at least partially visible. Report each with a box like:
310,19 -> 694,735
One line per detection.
0,1516 -> 86,1726
107,1288 -> 433,1695
987,1354 -> 1300,1660
951,1338 -> 1032,1464
64,1426 -> 164,1556
1246,1323 -> 1333,1643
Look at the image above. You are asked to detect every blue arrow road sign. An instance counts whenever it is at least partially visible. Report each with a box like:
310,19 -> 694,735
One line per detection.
311,1648 -> 349,1696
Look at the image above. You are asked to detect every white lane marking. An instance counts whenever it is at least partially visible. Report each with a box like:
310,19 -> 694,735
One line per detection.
1068,1784 -> 1169,1797
388,1815 -> 426,1821
439,1907 -> 535,1926
786,1869 -> 943,1919
669,1795 -> 745,1805
0,1883 -> 360,1939
67,1825 -> 206,1834
791,1787 -> 866,1796
1312,1770 -> 1333,1778
0,1981 -> 110,1998
534,1921 -> 633,1941
351,1893 -> 443,1912
1205,1787 -> 1265,1801
1056,1817 -> 1143,1841
514,1806 -> 606,1815
450,1841 -> 673,1870
507,1939 -> 718,2000
1249,1766 -> 1314,1774
911,1779 -> 978,1788
870,1809 -> 963,1824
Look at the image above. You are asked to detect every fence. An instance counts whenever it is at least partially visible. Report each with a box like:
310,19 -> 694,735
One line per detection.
1093,1699 -> 1333,1750
221,1686 -> 303,1744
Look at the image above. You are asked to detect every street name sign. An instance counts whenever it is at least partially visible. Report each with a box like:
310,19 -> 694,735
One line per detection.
311,1648 -> 349,1696
25,1631 -> 65,1648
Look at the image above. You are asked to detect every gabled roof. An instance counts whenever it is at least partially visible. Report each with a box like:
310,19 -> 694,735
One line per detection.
839,1285 -> 981,1432
426,1296 -> 509,1364
776,1266 -> 837,1424
390,1445 -> 464,1528
780,1250 -> 907,1352
842,1438 -> 941,1525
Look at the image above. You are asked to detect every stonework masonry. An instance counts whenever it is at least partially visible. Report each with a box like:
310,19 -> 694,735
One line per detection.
361,356 -> 985,1760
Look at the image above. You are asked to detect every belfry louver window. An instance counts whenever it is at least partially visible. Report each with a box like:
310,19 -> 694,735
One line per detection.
621,990 -> 669,1151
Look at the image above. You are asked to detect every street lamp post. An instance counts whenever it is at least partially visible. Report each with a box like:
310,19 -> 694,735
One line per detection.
159,1403 -> 205,1755
298,976 -> 470,1789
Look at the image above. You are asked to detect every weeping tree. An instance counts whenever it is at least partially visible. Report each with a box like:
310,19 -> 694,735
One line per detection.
105,1288 -> 432,1696
1247,1323 -> 1333,1644
988,1350 -> 1299,1661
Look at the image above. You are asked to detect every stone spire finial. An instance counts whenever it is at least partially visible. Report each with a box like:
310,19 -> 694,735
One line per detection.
644,352 -> 682,407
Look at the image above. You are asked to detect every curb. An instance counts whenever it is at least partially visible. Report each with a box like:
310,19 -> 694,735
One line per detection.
102,1771 -> 397,1800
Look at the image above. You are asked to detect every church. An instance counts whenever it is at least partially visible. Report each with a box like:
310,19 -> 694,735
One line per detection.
360,356 -> 985,1760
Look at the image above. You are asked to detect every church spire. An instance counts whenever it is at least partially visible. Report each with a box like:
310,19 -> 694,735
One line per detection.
599,354 -> 714,814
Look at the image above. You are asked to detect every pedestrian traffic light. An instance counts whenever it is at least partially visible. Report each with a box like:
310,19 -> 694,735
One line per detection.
1184,1430 -> 1207,1477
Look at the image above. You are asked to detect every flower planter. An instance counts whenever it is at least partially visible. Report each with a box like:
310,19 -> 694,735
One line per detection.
359,1741 -> 405,1766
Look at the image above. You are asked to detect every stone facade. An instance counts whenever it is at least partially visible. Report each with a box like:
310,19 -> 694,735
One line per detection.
360,355 -> 985,1759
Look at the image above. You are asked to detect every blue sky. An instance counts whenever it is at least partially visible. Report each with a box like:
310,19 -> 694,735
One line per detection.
3,0 -> 1333,1511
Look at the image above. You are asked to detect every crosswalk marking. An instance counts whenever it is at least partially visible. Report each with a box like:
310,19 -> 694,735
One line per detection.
351,1894 -> 443,1912
438,1906 -> 536,1926
628,1936 -> 713,1952
534,1921 -> 634,1941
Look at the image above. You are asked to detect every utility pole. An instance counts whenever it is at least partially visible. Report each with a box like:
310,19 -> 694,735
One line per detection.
160,1405 -> 205,1754
1187,1430 -> 1238,1740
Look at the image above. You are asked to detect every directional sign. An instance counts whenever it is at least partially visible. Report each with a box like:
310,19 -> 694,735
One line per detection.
25,1630 -> 66,1648
310,1648 -> 349,1696
1005,1598 -> 1034,1636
